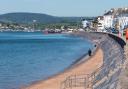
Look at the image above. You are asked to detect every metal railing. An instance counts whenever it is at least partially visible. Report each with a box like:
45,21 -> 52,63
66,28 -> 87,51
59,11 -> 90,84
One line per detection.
61,66 -> 102,89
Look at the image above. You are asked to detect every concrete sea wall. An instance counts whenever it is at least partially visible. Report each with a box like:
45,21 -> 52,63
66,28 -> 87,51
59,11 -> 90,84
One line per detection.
62,32 -> 126,89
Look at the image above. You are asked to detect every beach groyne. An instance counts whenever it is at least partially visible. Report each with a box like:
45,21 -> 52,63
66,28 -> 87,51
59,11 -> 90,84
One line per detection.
61,32 -> 126,89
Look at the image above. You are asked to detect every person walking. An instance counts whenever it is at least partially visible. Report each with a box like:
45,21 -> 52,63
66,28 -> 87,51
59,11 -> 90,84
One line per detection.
88,48 -> 92,56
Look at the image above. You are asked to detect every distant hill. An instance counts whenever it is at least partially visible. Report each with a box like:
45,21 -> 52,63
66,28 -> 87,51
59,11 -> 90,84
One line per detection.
0,12 -> 94,24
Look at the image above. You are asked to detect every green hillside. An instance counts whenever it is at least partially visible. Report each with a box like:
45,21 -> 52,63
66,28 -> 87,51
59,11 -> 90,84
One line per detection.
0,12 -> 94,24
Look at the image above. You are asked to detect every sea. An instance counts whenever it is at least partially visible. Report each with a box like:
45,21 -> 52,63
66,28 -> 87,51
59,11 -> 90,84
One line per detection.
0,32 -> 93,89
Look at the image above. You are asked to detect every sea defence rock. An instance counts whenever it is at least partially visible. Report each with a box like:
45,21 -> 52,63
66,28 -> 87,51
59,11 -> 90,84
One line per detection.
62,32 -> 126,89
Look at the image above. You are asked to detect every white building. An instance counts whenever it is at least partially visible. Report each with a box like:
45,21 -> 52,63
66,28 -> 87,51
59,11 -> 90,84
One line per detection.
117,16 -> 128,30
94,7 -> 128,34
82,20 -> 89,28
103,15 -> 114,28
97,16 -> 105,31
97,15 -> 128,30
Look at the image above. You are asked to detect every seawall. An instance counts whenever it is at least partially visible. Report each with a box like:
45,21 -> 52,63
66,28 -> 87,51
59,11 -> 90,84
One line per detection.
23,32 -> 126,89
68,32 -> 126,89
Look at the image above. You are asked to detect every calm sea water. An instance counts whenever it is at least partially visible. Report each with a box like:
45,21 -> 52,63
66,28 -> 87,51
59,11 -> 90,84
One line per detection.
0,32 -> 93,89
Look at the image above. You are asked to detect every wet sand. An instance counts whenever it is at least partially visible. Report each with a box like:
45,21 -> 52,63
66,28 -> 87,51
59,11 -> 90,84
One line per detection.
23,48 -> 103,89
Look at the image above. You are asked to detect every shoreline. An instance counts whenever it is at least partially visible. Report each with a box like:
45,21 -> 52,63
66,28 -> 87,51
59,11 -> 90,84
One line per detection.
19,33 -> 97,88
22,42 -> 103,89
22,32 -> 126,89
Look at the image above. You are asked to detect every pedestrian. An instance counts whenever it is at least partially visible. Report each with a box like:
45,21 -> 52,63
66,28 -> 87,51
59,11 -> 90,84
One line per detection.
88,48 -> 92,56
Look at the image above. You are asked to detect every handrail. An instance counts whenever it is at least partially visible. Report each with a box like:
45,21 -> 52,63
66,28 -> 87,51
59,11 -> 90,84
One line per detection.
61,65 -> 102,89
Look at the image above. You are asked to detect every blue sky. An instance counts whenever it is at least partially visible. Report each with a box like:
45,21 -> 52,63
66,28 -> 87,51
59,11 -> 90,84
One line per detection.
0,0 -> 128,16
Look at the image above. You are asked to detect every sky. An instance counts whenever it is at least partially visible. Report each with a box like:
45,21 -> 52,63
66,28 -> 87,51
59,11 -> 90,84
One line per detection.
0,0 -> 128,16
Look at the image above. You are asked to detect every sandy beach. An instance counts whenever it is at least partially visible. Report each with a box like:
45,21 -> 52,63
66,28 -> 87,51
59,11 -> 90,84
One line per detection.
23,47 -> 103,89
